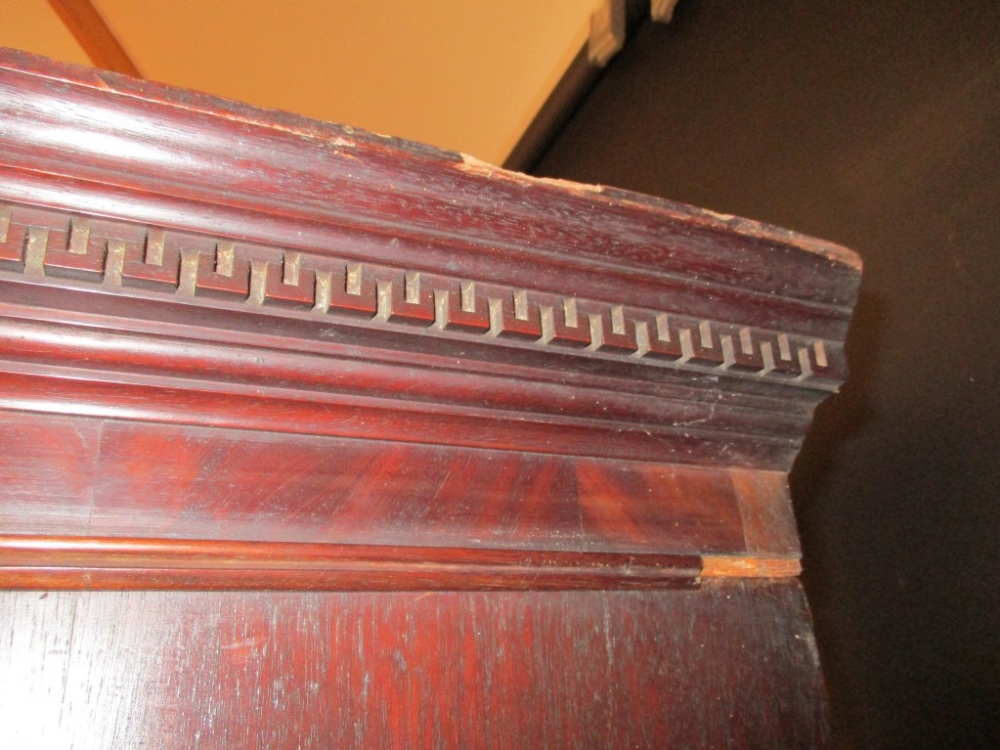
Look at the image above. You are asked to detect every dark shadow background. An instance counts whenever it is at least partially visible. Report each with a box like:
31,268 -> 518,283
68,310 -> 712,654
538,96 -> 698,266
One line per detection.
533,2 -> 1000,747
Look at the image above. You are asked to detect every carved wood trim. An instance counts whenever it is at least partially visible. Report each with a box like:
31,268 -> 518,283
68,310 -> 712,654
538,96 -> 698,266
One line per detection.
0,201 -> 839,387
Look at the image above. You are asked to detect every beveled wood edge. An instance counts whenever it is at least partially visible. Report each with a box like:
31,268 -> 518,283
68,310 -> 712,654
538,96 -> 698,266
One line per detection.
0,535 -> 801,591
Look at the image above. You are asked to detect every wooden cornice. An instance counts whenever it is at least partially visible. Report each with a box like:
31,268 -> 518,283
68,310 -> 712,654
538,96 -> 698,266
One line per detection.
0,49 -> 861,590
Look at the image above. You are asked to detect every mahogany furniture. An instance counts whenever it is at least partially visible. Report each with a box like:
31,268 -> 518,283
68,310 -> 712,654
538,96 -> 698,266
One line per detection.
0,48 -> 860,747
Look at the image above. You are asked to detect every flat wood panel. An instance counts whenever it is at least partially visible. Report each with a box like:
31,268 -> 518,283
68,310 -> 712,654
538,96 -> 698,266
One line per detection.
89,419 -> 583,547
0,580 -> 831,749
87,420 -> 745,554
0,411 -> 100,534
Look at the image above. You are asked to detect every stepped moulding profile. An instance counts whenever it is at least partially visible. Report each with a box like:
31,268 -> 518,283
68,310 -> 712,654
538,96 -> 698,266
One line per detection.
0,47 -> 861,589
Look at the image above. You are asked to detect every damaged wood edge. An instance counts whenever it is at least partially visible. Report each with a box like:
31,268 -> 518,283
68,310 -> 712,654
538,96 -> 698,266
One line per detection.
459,153 -> 861,272
0,535 -> 701,591
700,555 -> 802,578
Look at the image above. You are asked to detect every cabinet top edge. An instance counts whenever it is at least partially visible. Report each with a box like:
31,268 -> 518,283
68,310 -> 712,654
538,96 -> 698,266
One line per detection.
0,48 -> 862,298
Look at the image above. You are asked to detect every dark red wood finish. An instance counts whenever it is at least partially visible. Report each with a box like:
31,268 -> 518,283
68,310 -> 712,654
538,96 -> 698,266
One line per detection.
1,412 -> 746,552
0,48 -> 859,746
0,580 -> 830,749
0,534 -> 701,591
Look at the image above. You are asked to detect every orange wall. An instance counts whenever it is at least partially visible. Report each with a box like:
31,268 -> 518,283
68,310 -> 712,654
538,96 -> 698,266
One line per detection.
1,0 -> 599,165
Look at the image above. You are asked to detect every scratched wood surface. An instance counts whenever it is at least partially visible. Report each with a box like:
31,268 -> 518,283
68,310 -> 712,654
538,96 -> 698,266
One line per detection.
0,579 -> 830,749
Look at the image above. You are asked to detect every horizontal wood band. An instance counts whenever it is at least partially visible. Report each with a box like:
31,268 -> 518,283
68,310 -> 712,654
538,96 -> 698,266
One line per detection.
0,367 -> 801,469
0,535 -> 702,591
0,305 -> 821,429
1,411 -> 769,557
0,300 -> 815,470
0,200 -> 845,392
0,279 -> 824,409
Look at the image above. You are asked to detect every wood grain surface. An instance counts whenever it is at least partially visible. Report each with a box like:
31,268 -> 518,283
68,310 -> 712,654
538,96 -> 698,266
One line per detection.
0,579 -> 831,749
0,411 -> 792,555
1,410 -> 802,590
